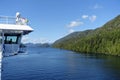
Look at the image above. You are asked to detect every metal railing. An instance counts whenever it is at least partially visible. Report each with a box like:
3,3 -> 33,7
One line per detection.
0,16 -> 16,24
0,16 -> 28,25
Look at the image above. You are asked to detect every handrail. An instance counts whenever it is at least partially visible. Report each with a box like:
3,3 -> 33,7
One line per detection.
0,16 -> 16,24
0,16 -> 28,25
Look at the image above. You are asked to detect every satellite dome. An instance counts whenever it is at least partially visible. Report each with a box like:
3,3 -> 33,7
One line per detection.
16,12 -> 21,18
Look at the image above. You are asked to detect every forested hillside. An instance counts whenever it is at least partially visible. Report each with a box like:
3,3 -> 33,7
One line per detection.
53,15 -> 120,56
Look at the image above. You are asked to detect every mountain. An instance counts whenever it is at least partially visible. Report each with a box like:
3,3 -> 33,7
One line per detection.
53,15 -> 120,56
25,43 -> 51,47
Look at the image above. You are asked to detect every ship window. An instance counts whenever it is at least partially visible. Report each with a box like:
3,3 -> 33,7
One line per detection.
5,36 -> 18,44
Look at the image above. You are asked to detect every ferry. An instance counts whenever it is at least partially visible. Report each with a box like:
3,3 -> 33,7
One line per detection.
0,12 -> 33,57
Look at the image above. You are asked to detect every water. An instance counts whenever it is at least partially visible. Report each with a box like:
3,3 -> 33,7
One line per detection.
2,47 -> 120,80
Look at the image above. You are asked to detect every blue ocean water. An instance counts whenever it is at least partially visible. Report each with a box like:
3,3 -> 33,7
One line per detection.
2,47 -> 120,80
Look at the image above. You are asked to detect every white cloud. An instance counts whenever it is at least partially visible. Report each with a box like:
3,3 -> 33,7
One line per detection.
21,36 -> 29,43
22,36 -> 49,44
67,20 -> 83,28
93,4 -> 103,9
66,14 -> 97,34
82,15 -> 97,22
69,29 -> 74,33
89,15 -> 97,22
31,38 -> 49,44
82,15 -> 89,19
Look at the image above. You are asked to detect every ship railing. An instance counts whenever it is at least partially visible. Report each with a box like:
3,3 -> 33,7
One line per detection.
0,16 -> 28,25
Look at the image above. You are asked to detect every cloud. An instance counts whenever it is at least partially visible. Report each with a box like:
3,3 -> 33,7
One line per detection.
21,36 -> 29,43
82,15 -> 89,19
67,20 -> 83,28
31,38 -> 49,44
69,29 -> 74,33
66,14 -> 97,34
93,4 -> 103,9
89,15 -> 97,22
22,36 -> 49,44
82,15 -> 97,22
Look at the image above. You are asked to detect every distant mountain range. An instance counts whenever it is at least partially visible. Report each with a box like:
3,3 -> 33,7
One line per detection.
53,15 -> 120,56
25,43 -> 51,47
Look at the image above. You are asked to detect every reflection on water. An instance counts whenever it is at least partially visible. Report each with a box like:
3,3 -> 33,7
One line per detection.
2,47 -> 120,80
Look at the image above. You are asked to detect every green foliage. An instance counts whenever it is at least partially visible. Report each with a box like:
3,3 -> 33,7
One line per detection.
52,15 -> 120,56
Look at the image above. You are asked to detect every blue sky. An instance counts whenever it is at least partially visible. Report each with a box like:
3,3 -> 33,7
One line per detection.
0,0 -> 120,43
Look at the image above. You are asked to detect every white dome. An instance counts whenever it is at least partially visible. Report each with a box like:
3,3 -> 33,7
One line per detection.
16,12 -> 21,18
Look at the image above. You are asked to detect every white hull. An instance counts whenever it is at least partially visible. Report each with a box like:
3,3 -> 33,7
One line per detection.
0,13 -> 33,80
0,51 -> 2,80
3,44 -> 19,56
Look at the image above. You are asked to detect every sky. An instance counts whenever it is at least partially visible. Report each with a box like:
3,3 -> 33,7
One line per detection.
0,0 -> 120,43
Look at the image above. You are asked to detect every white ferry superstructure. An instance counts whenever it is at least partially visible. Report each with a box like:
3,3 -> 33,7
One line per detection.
0,12 -> 33,56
